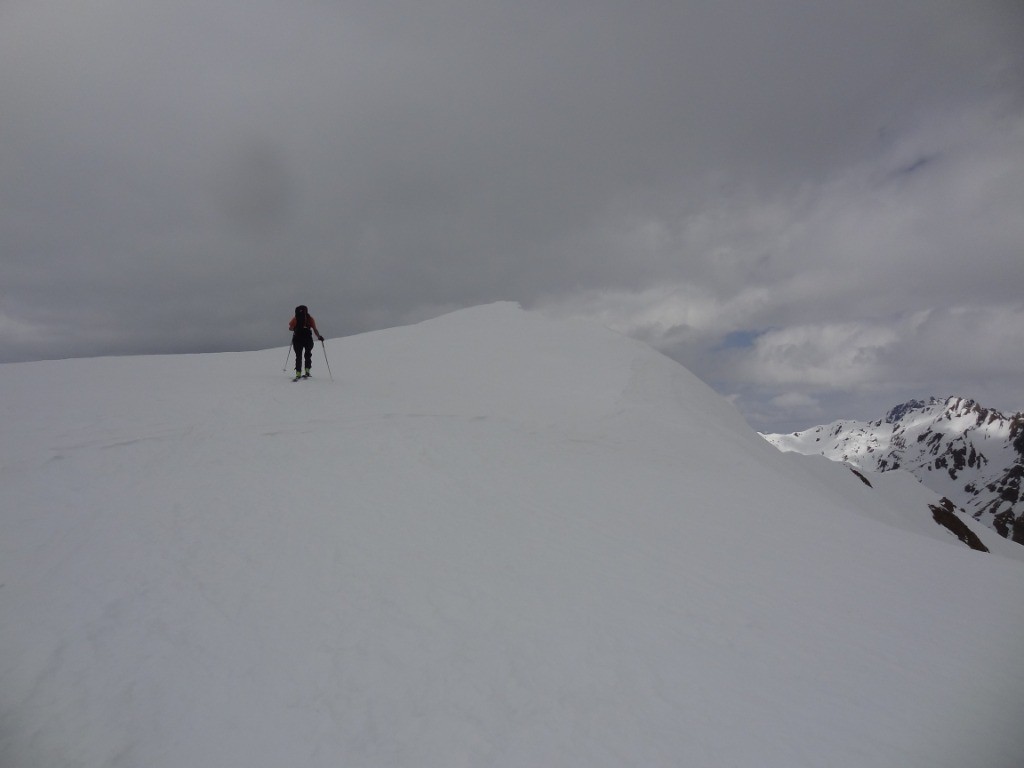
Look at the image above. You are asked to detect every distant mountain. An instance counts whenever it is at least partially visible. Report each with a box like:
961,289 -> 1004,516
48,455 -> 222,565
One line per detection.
763,396 -> 1024,544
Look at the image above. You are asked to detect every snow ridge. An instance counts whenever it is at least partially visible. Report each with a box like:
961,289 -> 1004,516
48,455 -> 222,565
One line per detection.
3,305 -> 1024,767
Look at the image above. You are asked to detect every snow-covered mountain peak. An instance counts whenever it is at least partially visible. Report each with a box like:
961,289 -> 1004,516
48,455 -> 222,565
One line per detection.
765,396 -> 1024,544
884,397 -> 930,424
886,395 -> 1022,434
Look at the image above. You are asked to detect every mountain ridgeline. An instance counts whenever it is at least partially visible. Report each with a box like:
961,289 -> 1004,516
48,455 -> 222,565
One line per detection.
764,396 -> 1024,545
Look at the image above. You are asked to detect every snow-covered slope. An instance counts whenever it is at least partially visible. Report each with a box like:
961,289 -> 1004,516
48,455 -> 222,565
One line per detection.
3,303 -> 1023,768
763,397 -> 1024,544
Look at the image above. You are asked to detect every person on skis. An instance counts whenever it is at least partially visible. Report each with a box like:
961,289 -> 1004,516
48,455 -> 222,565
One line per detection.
289,304 -> 324,379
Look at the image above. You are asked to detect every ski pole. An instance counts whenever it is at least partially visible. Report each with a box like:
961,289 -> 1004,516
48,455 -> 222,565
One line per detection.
320,338 -> 333,380
282,342 -> 292,372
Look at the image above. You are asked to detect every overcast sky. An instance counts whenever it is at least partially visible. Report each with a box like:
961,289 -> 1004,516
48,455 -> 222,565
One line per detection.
2,0 -> 1022,431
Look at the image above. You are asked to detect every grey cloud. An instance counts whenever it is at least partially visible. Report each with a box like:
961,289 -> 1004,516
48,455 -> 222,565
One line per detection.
1,0 -> 1022,429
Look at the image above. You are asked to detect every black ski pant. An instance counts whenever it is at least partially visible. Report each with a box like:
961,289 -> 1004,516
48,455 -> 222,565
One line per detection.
292,333 -> 314,372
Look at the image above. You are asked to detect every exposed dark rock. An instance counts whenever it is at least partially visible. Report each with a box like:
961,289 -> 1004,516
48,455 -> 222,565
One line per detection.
850,468 -> 873,488
929,498 -> 989,552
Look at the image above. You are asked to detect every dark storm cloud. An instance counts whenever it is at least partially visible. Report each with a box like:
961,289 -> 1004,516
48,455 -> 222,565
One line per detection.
1,0 -> 1022,429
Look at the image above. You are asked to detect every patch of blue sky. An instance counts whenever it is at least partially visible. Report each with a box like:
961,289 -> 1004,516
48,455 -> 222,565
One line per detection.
717,329 -> 765,350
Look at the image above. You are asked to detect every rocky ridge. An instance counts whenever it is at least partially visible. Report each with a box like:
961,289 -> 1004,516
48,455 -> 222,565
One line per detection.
763,396 -> 1024,544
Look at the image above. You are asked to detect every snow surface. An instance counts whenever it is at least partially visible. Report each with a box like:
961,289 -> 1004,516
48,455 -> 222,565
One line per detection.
3,302 -> 1023,767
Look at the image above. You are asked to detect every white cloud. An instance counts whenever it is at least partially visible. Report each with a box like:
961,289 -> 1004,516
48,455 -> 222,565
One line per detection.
738,324 -> 900,388
769,391 -> 822,415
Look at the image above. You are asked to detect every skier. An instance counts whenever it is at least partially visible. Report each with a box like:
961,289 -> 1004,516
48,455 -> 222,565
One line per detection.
289,304 -> 324,379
